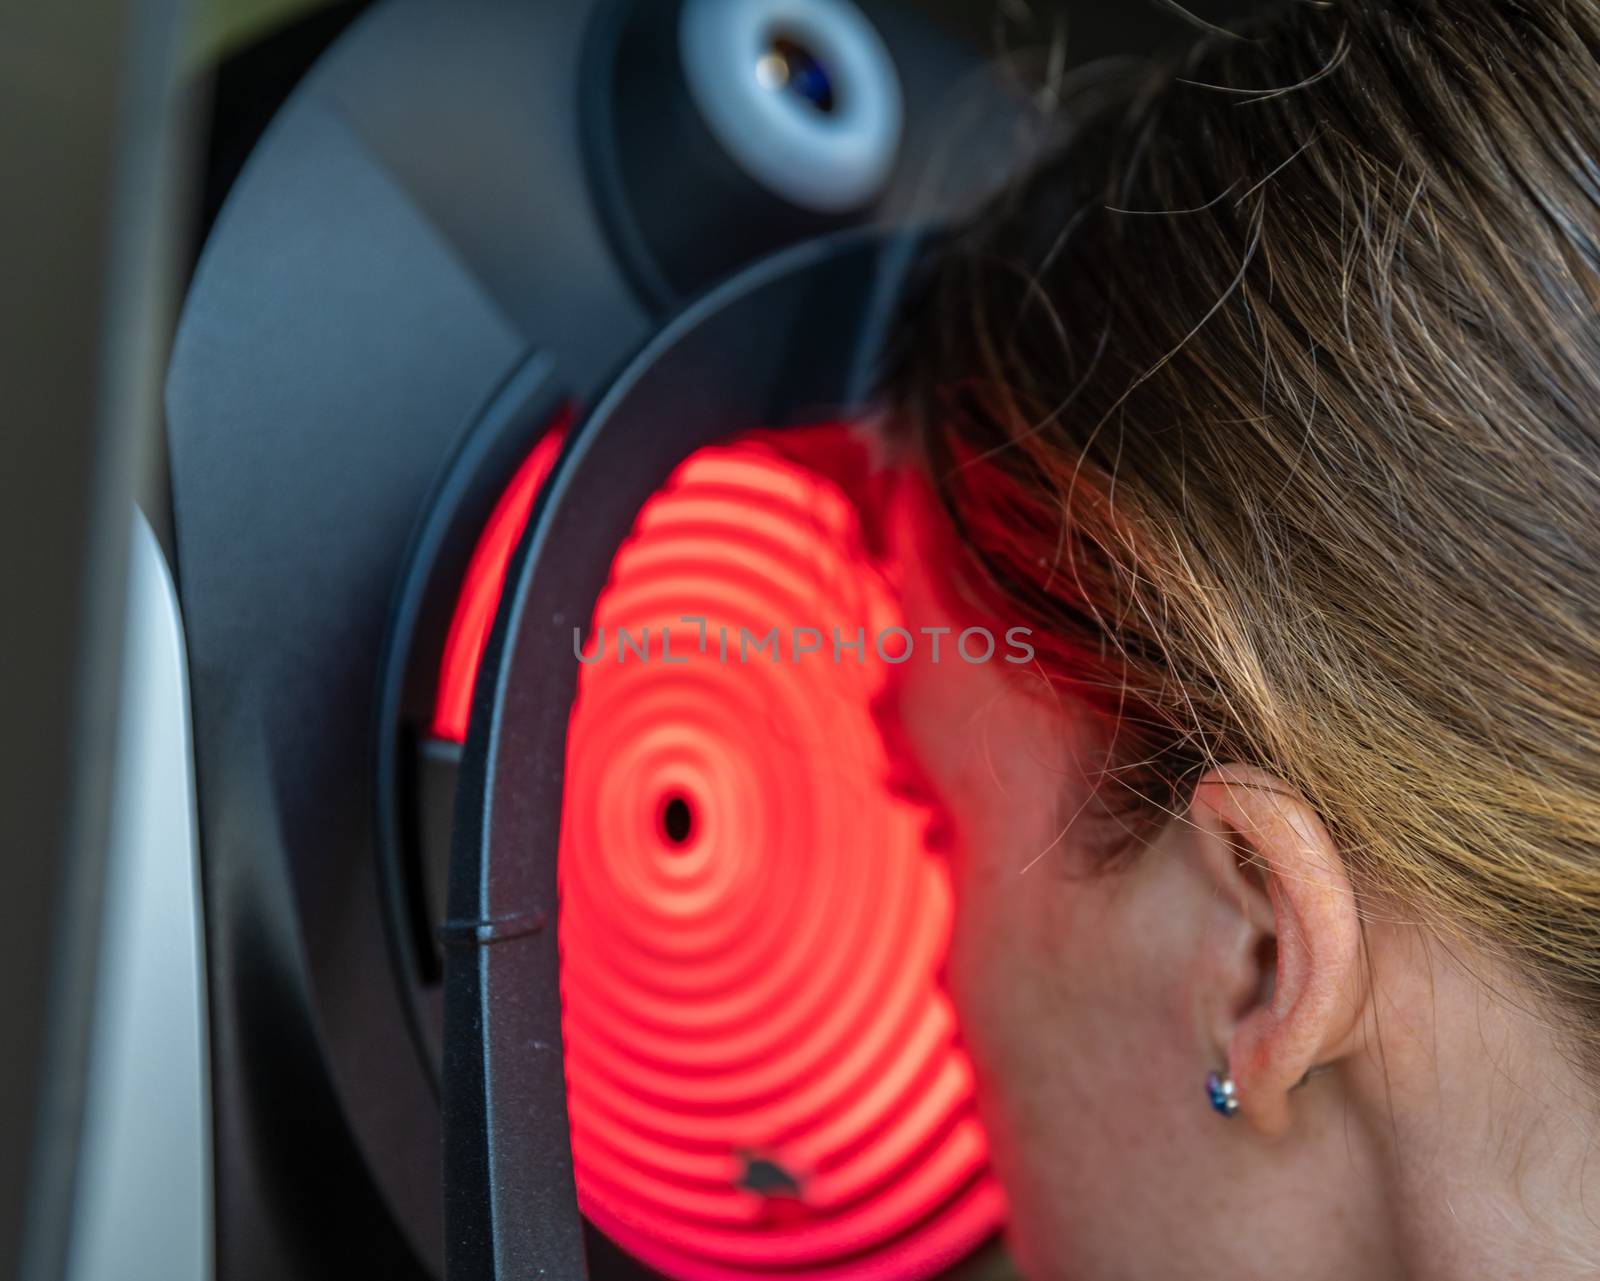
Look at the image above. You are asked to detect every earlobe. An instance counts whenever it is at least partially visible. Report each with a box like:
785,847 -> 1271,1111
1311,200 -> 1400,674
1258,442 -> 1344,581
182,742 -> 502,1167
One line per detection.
1188,765 -> 1364,1139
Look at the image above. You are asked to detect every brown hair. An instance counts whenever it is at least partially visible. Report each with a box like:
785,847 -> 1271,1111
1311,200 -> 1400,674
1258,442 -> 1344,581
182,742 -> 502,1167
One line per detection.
890,0 -> 1600,1063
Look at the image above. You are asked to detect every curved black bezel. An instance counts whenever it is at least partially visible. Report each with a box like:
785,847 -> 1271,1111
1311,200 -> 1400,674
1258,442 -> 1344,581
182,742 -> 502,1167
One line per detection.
440,226 -> 929,1280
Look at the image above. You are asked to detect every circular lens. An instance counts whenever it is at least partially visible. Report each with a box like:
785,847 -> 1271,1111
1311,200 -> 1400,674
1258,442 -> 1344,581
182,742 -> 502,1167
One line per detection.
680,0 -> 904,212
759,34 -> 836,114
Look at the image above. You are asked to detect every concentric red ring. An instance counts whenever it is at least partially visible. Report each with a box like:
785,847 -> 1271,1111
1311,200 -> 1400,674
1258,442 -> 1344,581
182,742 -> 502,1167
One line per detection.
434,425 -> 1004,1280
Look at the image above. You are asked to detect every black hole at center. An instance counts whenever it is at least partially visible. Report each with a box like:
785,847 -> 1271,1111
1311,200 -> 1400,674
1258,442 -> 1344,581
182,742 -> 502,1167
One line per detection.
768,34 -> 836,115
661,795 -> 694,845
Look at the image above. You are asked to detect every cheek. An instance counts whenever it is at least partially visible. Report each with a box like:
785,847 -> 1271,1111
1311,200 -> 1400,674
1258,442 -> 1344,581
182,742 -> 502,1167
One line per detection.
940,758 -> 1060,1073
907,676 -> 1109,1236
921,695 -> 1209,1276
884,616 -> 1081,1079
942,830 -> 1033,1098
941,797 -> 1110,1279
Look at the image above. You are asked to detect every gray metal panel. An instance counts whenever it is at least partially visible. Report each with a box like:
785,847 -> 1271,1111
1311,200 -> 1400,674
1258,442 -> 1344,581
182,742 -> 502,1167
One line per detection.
66,514 -> 211,1281
0,0 -> 189,1274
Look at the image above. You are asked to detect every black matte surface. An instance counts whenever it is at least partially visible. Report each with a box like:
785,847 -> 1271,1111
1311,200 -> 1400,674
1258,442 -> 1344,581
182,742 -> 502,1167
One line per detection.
166,1 -> 655,1272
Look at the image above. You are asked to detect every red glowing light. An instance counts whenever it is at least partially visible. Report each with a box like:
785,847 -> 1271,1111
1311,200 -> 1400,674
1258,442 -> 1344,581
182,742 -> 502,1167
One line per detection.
432,414 -> 569,742
433,425 -> 1005,1280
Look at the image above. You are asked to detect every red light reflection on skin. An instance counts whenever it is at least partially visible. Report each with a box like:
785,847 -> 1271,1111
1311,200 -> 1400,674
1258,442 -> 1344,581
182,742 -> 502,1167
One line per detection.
433,424 -> 1004,1280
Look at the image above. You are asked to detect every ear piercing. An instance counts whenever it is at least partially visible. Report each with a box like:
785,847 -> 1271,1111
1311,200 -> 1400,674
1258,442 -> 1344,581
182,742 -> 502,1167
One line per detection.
1207,1063 -> 1333,1116
1205,1070 -> 1239,1117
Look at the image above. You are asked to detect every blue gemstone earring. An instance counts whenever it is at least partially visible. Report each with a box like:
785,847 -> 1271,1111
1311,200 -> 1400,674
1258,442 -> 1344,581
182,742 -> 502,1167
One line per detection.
1206,1070 -> 1239,1118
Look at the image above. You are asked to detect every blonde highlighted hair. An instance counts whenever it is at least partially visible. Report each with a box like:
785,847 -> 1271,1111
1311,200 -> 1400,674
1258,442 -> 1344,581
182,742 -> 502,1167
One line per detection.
891,1 -> 1600,1062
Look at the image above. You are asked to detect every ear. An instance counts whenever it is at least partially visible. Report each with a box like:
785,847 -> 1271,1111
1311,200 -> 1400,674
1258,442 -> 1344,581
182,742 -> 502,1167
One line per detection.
1187,764 -> 1364,1138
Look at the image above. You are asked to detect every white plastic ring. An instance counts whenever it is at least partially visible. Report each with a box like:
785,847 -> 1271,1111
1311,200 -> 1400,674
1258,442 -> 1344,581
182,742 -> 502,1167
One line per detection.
678,0 -> 904,212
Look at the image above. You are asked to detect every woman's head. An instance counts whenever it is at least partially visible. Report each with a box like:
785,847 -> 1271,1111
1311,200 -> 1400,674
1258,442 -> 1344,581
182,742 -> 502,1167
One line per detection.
884,1 -> 1600,1275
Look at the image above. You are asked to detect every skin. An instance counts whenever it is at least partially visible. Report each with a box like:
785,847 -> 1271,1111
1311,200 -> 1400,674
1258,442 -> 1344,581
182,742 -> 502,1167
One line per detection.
878,467 -> 1600,1280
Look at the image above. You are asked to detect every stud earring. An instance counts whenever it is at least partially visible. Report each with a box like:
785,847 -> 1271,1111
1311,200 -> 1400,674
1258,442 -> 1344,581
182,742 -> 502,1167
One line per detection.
1206,1070 -> 1239,1118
